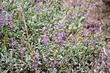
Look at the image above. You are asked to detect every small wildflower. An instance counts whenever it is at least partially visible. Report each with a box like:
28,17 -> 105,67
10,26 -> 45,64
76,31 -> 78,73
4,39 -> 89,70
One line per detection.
90,21 -> 100,33
100,48 -> 110,56
35,0 -> 43,3
42,34 -> 49,46
31,62 -> 36,70
42,27 -> 46,33
83,21 -> 100,34
82,28 -> 89,36
0,5 -> 3,14
63,1 -> 69,9
35,6 -> 42,14
53,32 -> 69,45
96,57 -> 104,62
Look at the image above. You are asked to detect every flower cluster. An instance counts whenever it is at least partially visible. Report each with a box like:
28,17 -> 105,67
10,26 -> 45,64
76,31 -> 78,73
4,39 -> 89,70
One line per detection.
1,0 -> 110,73
83,21 -> 100,35
53,31 -> 69,45
35,0 -> 43,14
41,27 -> 49,46
0,5 -> 3,14
82,1 -> 102,36
41,34 -> 49,46
35,0 -> 43,3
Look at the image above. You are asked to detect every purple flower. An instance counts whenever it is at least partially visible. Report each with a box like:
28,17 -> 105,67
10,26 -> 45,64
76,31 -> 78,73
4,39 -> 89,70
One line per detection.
83,21 -> 100,34
31,62 -> 36,70
82,28 -> 89,36
90,22 -> 100,33
35,6 -> 42,14
63,1 -> 69,9
42,34 -> 49,46
60,32 -> 69,40
53,32 -> 69,45
42,27 -> 46,33
100,48 -> 110,56
53,33 -> 63,45
35,0 -> 43,3
57,36 -> 64,44
0,5 -> 3,14
96,57 -> 104,62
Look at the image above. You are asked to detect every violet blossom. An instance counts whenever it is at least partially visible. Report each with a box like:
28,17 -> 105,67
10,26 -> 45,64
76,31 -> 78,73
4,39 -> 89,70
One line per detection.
42,27 -> 46,33
53,32 -> 69,45
35,0 -> 43,4
63,1 -> 69,9
41,26 -> 50,46
0,5 -> 3,14
31,53 -> 41,71
90,21 -> 100,33
41,34 -> 49,46
83,21 -> 100,35
35,0 -> 43,14
82,28 -> 89,36
96,57 -> 104,62
100,48 -> 110,56
31,62 -> 36,70
35,6 -> 42,14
